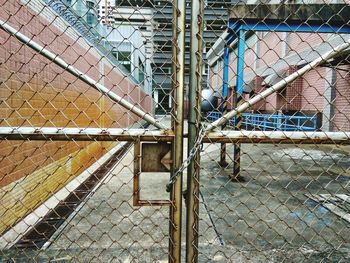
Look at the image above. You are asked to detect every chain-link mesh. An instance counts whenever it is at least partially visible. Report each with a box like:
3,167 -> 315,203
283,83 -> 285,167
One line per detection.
1,0 -> 350,262
195,1 -> 350,262
0,0 -> 175,261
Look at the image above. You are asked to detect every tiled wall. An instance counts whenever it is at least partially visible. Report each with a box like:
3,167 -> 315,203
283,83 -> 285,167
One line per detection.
333,65 -> 350,131
210,27 -> 349,130
0,0 -> 153,234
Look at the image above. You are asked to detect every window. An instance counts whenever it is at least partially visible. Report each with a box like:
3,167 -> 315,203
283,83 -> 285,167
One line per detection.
139,58 -> 145,83
111,49 -> 131,73
202,64 -> 208,76
154,67 -> 171,74
110,41 -> 133,73
86,1 -> 95,9
86,12 -> 96,25
293,0 -> 317,2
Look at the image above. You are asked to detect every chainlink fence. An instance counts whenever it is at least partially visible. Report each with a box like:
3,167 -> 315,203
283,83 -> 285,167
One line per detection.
1,0 -> 350,262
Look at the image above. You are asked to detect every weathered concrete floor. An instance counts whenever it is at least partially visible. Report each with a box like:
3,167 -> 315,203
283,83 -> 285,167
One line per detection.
198,143 -> 350,262
2,141 -> 350,262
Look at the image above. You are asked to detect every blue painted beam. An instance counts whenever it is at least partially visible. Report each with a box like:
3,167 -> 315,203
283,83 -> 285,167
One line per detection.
240,22 -> 350,34
226,20 -> 350,45
236,29 -> 246,97
222,47 -> 230,99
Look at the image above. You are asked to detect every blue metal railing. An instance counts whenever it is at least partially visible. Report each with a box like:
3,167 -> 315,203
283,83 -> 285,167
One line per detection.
207,111 -> 317,131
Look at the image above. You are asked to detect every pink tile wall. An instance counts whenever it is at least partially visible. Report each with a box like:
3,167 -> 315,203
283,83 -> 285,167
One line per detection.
333,65 -> 350,131
287,32 -> 326,57
0,0 -> 153,187
300,68 -> 326,112
258,32 -> 283,68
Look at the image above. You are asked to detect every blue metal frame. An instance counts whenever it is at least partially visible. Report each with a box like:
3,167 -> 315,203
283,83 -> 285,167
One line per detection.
236,29 -> 246,97
207,111 -> 317,131
220,19 -> 350,125
222,47 -> 230,98
227,21 -> 350,46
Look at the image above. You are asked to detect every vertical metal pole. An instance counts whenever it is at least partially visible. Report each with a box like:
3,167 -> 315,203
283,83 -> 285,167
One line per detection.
105,0 -> 108,25
133,140 -> 141,206
220,47 -> 230,166
233,29 -> 245,181
186,0 -> 204,261
169,0 -> 186,261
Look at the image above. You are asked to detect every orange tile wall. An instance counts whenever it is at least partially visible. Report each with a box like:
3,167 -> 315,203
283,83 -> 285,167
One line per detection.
0,0 -> 153,234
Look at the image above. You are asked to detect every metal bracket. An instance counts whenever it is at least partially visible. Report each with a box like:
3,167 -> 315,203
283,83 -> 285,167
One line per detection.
141,142 -> 172,172
133,141 -> 172,206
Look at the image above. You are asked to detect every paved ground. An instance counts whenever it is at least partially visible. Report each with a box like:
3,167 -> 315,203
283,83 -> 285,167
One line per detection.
198,143 -> 350,262
2,118 -> 350,262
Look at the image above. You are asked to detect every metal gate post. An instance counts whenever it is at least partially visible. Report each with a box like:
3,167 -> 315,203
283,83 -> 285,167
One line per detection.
219,47 -> 230,167
169,0 -> 186,261
186,0 -> 204,262
233,29 -> 246,180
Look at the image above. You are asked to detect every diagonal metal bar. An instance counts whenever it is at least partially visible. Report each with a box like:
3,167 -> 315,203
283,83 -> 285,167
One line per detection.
0,19 -> 167,130
205,39 -> 350,133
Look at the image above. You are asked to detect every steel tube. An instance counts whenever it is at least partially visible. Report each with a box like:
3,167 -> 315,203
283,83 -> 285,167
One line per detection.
2,127 -> 350,144
186,0 -> 204,262
133,139 -> 141,206
204,130 -> 350,144
205,40 -> 350,132
0,19 -> 166,130
219,47 -> 230,167
169,0 -> 186,261
0,127 -> 173,141
232,29 -> 246,180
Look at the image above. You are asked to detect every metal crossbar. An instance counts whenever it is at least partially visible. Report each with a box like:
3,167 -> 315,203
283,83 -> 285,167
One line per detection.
2,1 -> 350,263
0,127 -> 173,141
2,127 -> 349,144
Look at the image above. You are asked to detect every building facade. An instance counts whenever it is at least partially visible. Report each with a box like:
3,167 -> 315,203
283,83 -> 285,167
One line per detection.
0,0 -> 153,235
208,27 -> 350,132
98,0 -> 239,114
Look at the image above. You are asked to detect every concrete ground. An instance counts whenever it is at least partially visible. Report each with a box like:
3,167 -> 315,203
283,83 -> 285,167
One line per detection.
2,119 -> 350,262
197,143 -> 350,262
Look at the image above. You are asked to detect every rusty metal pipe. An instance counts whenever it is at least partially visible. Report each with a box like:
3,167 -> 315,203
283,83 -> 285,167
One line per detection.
169,0 -> 186,261
0,127 -> 173,141
186,0 -> 204,262
2,127 -> 350,144
204,130 -> 350,144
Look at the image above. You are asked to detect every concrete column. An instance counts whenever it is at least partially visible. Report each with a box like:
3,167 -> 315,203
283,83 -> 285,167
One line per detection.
169,91 -> 172,108
322,67 -> 337,131
281,32 -> 289,58
154,89 -> 159,108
